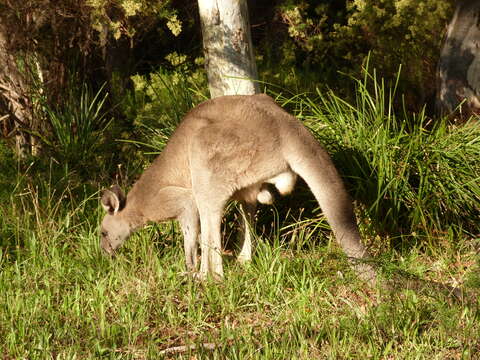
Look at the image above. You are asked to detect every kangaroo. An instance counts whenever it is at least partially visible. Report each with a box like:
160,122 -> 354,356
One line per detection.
100,94 -> 376,283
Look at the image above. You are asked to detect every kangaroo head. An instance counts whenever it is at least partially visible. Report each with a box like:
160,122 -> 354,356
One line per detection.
100,185 -> 131,255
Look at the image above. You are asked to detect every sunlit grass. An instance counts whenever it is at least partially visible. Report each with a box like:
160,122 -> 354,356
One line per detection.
273,69 -> 480,240
0,72 -> 479,358
0,170 -> 478,359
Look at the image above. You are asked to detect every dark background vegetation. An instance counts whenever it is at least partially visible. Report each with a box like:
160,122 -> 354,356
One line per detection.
0,1 -> 479,357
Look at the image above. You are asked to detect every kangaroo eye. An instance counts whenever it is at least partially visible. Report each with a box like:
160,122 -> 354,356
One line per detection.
101,231 -> 108,237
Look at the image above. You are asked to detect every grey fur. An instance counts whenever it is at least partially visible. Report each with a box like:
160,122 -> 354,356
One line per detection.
100,94 -> 376,283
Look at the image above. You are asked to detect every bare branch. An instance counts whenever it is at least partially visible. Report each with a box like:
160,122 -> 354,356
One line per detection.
159,343 -> 217,355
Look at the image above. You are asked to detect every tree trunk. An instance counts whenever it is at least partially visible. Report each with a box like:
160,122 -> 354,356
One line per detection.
0,28 -> 33,157
198,0 -> 259,98
437,0 -> 480,118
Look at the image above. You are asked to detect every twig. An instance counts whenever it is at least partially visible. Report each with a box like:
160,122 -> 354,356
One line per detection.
159,343 -> 217,355
0,83 -> 20,98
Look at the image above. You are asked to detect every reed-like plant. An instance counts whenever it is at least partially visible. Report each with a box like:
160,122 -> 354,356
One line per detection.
45,83 -> 111,168
293,69 -> 480,239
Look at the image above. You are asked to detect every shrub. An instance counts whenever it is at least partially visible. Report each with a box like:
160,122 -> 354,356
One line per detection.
279,69 -> 480,238
272,0 -> 454,109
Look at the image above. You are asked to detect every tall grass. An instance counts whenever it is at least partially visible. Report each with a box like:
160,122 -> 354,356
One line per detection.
125,67 -> 208,154
0,74 -> 478,358
44,83 -> 111,168
0,167 -> 478,358
287,70 -> 480,240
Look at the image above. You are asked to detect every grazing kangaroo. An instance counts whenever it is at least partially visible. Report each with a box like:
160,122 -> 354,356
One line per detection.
100,94 -> 376,283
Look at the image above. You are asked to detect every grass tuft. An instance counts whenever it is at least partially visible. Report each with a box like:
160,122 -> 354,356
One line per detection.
293,70 -> 480,240
0,73 -> 479,358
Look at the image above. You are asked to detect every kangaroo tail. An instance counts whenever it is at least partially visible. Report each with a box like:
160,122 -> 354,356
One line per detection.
284,123 -> 376,283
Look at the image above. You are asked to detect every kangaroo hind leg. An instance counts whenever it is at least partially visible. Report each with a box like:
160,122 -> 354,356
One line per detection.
178,202 -> 200,272
194,198 -> 226,281
237,200 -> 257,263
191,173 -> 230,281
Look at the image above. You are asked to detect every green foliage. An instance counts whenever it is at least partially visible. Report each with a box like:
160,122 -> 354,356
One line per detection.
0,141 -> 19,248
125,58 -> 208,153
42,84 -> 111,171
289,68 -> 480,237
0,140 -> 16,190
272,0 -> 454,105
0,0 -> 181,159
87,0 -> 179,39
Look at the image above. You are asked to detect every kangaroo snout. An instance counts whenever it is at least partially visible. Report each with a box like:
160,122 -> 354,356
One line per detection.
100,235 -> 116,256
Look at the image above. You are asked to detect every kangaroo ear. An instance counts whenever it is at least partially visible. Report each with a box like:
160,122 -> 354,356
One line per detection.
101,185 -> 126,214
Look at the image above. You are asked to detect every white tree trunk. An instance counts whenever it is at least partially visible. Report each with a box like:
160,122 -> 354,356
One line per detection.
198,0 -> 259,98
437,0 -> 480,117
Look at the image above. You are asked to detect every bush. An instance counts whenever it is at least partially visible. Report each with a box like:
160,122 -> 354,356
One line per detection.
293,69 -> 480,238
270,0 -> 454,109
43,84 -> 111,169
125,57 -> 208,154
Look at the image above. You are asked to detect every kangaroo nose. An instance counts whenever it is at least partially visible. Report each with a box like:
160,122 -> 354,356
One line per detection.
100,238 -> 115,256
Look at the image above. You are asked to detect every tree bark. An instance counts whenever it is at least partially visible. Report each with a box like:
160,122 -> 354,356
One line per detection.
0,27 -> 32,157
198,0 -> 259,98
437,0 -> 480,118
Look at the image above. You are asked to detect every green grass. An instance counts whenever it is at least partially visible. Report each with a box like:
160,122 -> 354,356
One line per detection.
0,180 -> 478,359
274,69 -> 480,240
1,74 -> 479,358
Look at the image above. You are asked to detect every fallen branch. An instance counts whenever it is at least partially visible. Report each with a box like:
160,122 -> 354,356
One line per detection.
159,343 -> 217,355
